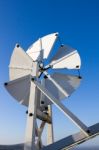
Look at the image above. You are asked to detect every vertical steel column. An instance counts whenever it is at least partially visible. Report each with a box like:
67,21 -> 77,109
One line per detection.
47,105 -> 54,145
24,62 -> 38,150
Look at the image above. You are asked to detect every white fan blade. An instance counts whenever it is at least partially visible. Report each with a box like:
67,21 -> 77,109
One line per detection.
9,44 -> 33,80
4,75 -> 31,106
50,73 -> 81,95
41,73 -> 81,105
5,75 -> 42,108
49,45 -> 81,69
26,33 -> 58,61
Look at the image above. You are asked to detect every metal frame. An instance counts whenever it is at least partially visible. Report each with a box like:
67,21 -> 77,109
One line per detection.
36,121 -> 45,149
4,34 -> 99,150
24,81 -> 37,150
47,105 -> 54,145
41,123 -> 99,150
33,79 -> 89,136
24,62 -> 38,150
24,62 -> 55,150
19,61 -> 90,150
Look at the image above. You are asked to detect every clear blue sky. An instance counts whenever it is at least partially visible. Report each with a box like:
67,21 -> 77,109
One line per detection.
0,0 -> 99,148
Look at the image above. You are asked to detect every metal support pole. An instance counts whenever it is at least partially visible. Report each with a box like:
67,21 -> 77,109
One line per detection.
47,105 -> 54,145
24,62 -> 38,150
24,82 -> 37,150
36,121 -> 45,149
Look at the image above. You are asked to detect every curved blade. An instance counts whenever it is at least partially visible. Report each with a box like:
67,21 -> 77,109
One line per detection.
9,44 -> 33,80
26,33 -> 58,61
40,73 -> 81,105
49,45 -> 81,69
5,75 -> 42,108
4,75 -> 31,106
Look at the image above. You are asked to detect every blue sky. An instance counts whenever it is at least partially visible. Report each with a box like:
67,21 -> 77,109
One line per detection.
0,0 -> 99,147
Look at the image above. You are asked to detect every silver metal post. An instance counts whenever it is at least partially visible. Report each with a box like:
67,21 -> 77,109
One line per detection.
47,105 -> 54,145
24,62 -> 38,150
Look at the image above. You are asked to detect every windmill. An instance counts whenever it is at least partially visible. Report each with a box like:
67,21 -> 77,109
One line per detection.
4,33 -> 99,150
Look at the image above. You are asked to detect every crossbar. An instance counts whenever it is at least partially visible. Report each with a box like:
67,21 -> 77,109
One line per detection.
41,123 -> 99,150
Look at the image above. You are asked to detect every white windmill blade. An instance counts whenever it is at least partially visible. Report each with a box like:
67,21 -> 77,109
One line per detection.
46,45 -> 81,69
40,73 -> 81,104
50,73 -> 81,94
9,44 -> 33,81
26,32 -> 58,61
4,74 -> 42,108
4,75 -> 31,106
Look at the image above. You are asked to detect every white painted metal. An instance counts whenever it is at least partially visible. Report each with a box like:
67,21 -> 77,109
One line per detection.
5,75 -> 31,106
36,121 -> 45,149
44,71 -> 69,97
24,62 -> 38,150
5,33 -> 99,150
26,33 -> 58,61
33,80 -> 89,136
40,72 -> 81,105
9,45 -> 33,80
1,123 -> 99,150
40,79 -> 50,109
49,73 -> 81,96
41,123 -> 99,150
5,75 -> 41,110
47,105 -> 54,145
24,81 -> 37,150
27,39 -> 42,61
48,45 -> 81,69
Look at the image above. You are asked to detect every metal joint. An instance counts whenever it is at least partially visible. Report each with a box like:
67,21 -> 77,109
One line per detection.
29,113 -> 33,117
4,82 -> 8,86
